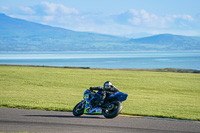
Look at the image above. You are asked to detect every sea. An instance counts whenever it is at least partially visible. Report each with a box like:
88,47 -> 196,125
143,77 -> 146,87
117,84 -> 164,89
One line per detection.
0,51 -> 200,70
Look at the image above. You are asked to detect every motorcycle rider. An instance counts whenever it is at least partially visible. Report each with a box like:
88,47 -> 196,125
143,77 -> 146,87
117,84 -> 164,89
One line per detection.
89,81 -> 119,107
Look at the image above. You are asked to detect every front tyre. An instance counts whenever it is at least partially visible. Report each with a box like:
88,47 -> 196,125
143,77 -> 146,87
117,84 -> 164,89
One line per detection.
102,101 -> 122,118
73,101 -> 85,116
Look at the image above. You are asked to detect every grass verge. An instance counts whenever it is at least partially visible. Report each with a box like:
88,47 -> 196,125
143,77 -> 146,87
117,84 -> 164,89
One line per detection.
0,65 -> 200,121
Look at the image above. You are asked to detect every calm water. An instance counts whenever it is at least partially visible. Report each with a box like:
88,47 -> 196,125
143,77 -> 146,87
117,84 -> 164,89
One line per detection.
0,52 -> 200,70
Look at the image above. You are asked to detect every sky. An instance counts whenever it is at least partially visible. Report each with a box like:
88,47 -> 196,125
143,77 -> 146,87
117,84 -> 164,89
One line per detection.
0,0 -> 200,37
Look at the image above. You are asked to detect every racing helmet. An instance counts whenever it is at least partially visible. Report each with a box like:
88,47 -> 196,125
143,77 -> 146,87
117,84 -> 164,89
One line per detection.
103,81 -> 112,89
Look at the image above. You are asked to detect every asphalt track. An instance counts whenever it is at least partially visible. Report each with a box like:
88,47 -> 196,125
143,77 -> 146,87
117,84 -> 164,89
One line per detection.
0,108 -> 199,133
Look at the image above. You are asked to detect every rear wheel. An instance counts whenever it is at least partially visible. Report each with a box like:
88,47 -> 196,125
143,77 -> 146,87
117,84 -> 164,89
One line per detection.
73,101 -> 85,116
102,101 -> 122,118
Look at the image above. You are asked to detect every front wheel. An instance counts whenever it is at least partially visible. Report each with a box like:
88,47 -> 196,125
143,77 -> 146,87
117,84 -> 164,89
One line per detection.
102,101 -> 122,118
73,101 -> 85,116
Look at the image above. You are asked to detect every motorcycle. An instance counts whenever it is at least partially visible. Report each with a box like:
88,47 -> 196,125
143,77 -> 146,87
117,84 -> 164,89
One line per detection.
73,89 -> 128,118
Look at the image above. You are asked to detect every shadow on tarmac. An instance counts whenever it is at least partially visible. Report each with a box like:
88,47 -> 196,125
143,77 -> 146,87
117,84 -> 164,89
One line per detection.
24,114 -> 105,119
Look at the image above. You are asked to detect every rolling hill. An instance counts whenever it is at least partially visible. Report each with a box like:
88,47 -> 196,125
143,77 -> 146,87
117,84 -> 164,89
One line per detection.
0,13 -> 128,51
0,13 -> 200,51
128,34 -> 200,51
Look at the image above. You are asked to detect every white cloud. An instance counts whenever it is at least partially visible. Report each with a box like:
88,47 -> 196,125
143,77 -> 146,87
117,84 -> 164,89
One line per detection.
140,10 -> 150,19
1,6 -> 9,10
129,9 -> 138,16
19,6 -> 35,15
40,1 -> 79,15
43,15 -> 55,21
128,17 -> 141,25
172,14 -> 194,21
1,2 -> 199,36
114,9 -> 195,29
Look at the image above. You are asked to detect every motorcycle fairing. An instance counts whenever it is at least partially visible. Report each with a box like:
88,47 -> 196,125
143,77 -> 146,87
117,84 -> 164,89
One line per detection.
83,90 -> 102,114
84,99 -> 102,114
107,92 -> 128,102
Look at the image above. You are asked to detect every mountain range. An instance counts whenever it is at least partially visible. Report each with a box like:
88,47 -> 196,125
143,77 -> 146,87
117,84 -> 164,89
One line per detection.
0,13 -> 200,51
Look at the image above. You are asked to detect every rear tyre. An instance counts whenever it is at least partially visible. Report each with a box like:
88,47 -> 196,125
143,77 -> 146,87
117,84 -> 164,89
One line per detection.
102,101 -> 122,118
73,102 -> 85,116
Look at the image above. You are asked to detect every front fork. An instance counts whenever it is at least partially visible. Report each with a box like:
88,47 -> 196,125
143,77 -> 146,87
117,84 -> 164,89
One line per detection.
80,100 -> 86,108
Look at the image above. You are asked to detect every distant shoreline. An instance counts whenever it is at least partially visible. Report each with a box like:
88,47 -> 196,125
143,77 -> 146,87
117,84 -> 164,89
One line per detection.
1,64 -> 200,73
1,50 -> 200,53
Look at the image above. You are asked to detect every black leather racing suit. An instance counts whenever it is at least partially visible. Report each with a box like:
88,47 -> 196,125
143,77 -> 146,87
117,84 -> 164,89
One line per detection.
89,85 -> 119,107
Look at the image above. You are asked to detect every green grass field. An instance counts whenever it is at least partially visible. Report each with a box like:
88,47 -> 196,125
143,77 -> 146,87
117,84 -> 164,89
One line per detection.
0,66 -> 200,121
